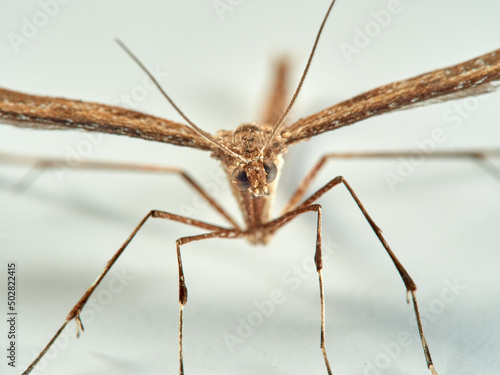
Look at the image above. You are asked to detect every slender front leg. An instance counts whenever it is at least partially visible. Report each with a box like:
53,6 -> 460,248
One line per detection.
174,229 -> 244,375
22,210 -> 235,375
283,149 -> 500,213
263,204 -> 332,374
269,175 -> 439,375
298,176 -> 438,375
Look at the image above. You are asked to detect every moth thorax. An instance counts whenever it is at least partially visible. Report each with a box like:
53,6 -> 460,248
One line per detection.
231,123 -> 268,157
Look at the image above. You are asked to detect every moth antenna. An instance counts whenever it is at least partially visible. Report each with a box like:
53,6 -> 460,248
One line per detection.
115,38 -> 246,163
260,0 -> 337,154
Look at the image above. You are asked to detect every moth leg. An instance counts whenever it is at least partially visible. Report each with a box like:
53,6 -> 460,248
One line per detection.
263,204 -> 332,374
22,210 -> 235,375
175,229 -> 244,375
285,176 -> 438,375
0,152 -> 240,229
283,149 -> 500,213
260,56 -> 290,126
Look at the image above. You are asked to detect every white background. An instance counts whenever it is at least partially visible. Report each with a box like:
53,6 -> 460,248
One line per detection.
1,1 -> 499,374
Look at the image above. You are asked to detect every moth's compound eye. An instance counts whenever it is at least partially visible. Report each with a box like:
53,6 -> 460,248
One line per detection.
232,166 -> 250,190
263,160 -> 277,183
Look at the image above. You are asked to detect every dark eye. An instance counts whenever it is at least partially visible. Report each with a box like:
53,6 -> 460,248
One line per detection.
263,160 -> 277,183
232,166 -> 250,190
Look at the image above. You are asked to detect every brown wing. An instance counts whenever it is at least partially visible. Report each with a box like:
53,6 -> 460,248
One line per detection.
283,49 -> 500,145
260,56 -> 290,126
0,88 -> 212,151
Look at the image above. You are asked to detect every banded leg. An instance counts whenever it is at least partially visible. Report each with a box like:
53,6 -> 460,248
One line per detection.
22,210 -> 236,375
0,152 -> 240,230
175,229 -> 244,374
263,204 -> 331,374
283,149 -> 500,213
275,176 -> 437,375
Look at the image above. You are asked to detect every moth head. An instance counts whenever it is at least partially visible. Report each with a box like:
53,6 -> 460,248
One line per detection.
231,159 -> 278,196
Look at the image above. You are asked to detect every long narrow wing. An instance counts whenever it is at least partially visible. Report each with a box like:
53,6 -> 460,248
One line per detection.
283,49 -> 500,145
260,56 -> 290,126
0,88 -> 212,151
